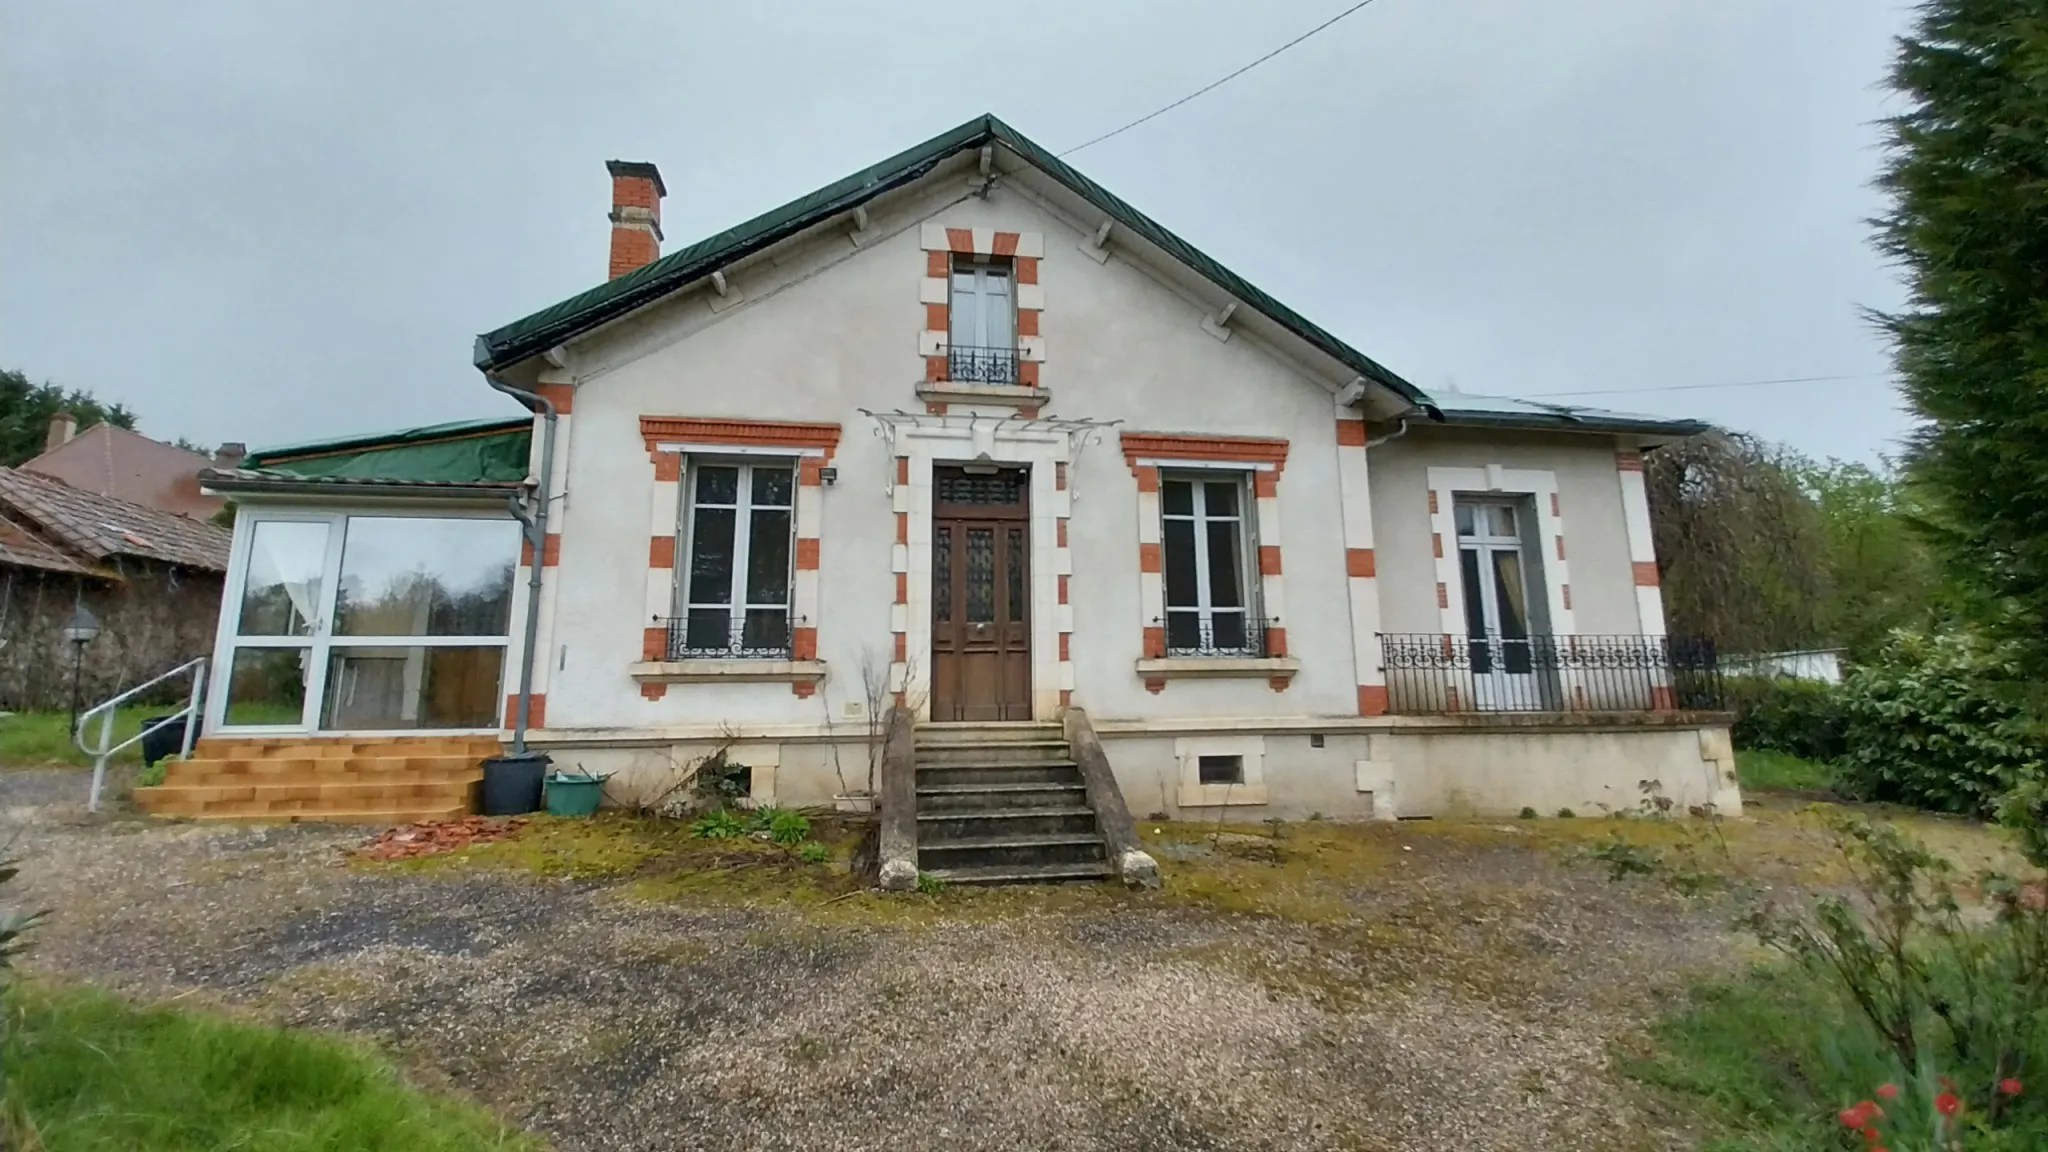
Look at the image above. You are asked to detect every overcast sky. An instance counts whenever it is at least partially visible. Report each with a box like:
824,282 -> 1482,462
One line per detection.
4,0 -> 1912,463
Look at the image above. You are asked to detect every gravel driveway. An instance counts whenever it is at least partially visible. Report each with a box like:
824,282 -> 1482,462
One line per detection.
5,767 -> 1737,1152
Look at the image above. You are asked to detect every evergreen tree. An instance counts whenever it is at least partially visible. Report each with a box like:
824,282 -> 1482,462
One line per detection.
1875,0 -> 2048,678
0,368 -> 137,466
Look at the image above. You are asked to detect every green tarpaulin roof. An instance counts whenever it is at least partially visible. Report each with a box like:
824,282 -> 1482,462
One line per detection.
243,417 -> 531,484
473,113 -> 1427,406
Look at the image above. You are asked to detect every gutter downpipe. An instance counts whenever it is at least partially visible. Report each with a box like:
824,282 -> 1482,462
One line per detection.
484,372 -> 556,756
1366,416 -> 1412,450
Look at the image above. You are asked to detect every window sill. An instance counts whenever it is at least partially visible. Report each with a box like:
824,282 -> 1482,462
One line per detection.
628,659 -> 828,685
1177,782 -> 1270,808
1136,657 -> 1300,682
916,383 -> 1049,408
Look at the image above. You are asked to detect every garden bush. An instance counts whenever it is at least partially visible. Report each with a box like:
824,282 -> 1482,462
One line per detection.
1727,675 -> 1850,762
1832,631 -> 2046,817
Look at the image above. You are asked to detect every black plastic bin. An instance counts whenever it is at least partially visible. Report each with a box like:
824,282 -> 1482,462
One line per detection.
480,752 -> 550,816
139,716 -> 189,767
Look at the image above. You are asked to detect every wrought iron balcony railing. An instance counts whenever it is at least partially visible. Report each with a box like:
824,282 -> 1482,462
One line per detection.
946,344 -> 1021,386
1378,632 -> 1723,714
1156,613 -> 1278,658
656,612 -> 801,661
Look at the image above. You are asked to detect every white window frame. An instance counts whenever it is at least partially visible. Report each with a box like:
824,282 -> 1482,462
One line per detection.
948,256 -> 1014,351
674,457 -> 798,657
1158,470 -> 1261,655
206,506 -> 519,736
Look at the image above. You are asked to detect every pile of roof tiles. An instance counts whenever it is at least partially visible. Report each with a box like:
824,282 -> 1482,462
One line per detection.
354,816 -> 529,861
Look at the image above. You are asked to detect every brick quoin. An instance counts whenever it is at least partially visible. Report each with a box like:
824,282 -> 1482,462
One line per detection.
504,694 -> 547,729
1357,685 -> 1389,716
992,232 -> 1019,257
1015,257 -> 1039,284
926,250 -> 950,277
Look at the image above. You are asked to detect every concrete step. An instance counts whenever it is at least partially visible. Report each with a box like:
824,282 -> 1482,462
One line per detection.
918,832 -> 1106,870
913,746 -> 1073,770
915,782 -> 1087,812
921,860 -> 1114,886
915,760 -> 1081,787
918,805 -> 1099,840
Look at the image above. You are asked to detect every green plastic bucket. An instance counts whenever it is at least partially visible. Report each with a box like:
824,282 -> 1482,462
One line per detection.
544,771 -> 607,818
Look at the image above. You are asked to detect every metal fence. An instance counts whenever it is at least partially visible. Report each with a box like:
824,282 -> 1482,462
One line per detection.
1379,632 -> 1724,714
654,613 -> 800,661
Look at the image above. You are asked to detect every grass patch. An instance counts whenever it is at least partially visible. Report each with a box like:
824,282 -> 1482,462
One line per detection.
1736,749 -> 1834,794
1624,963 -> 2048,1150
0,707 -> 166,768
5,983 -> 538,1151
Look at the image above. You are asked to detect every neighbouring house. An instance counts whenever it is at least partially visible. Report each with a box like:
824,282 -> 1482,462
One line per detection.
0,467 -> 231,711
172,114 -> 1739,849
1721,648 -> 1845,684
21,412 -> 244,520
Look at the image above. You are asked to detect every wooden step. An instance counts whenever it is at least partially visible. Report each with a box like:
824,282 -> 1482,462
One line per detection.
135,780 -> 475,816
135,803 -> 471,826
163,757 -> 485,784
190,737 -> 501,760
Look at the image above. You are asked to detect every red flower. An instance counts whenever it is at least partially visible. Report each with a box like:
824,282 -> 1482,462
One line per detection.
1935,1092 -> 1963,1117
1875,1083 -> 1900,1100
1839,1101 -> 1883,1128
2000,1078 -> 2024,1096
1860,1126 -> 1882,1143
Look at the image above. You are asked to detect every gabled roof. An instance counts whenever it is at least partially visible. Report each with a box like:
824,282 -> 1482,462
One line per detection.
20,423 -> 222,519
473,114 -> 1426,406
0,468 -> 230,571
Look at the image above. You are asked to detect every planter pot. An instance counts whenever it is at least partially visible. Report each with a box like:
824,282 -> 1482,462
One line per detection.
480,753 -> 549,816
544,771 -> 609,818
833,792 -> 874,814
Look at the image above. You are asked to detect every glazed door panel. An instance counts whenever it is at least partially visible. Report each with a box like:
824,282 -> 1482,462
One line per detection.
930,467 -> 1031,721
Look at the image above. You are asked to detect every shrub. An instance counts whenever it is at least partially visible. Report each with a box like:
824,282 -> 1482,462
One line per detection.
797,841 -> 829,864
688,811 -> 747,840
767,810 -> 811,846
1726,675 -> 1850,762
1832,631 -> 2047,817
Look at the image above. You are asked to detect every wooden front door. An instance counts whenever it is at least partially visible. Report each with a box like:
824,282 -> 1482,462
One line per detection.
930,466 -> 1032,721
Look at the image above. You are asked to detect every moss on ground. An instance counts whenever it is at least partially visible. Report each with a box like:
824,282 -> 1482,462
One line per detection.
359,799 -> 2029,935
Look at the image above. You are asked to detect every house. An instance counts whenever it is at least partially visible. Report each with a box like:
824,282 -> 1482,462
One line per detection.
167,114 -> 1739,849
21,412 -> 243,520
0,467 -> 230,710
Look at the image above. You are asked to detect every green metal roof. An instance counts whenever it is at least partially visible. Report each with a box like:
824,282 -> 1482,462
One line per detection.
473,114 -> 1427,406
1430,393 -> 1709,438
245,416 -> 532,483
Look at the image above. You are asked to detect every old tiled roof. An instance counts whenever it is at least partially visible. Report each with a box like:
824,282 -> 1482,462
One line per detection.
0,468 -> 230,571
0,510 -> 101,576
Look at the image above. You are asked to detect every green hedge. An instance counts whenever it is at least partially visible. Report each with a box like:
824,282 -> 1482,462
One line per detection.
1727,676 -> 1849,762
1833,631 -> 2046,817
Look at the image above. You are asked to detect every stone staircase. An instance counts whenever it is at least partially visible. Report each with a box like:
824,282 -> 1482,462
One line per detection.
914,722 -> 1112,885
132,736 -> 496,823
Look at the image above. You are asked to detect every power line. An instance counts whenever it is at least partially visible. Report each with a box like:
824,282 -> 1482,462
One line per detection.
1518,373 -> 1890,399
1059,0 -> 1385,157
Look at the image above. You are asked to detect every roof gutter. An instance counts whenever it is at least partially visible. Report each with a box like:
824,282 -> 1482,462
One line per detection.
483,374 -> 557,757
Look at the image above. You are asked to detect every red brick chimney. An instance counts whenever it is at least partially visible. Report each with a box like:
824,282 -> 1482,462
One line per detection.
606,160 -> 666,279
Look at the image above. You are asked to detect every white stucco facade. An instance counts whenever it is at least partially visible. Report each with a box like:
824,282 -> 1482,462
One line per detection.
203,136 -> 1738,822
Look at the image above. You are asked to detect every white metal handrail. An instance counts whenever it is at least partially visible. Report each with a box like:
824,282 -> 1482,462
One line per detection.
77,656 -> 207,813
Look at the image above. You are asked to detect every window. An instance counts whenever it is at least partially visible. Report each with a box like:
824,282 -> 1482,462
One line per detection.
676,460 -> 796,658
1160,473 -> 1260,655
1197,755 -> 1244,785
947,255 -> 1016,384
1454,496 -> 1538,676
